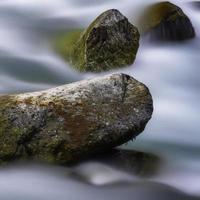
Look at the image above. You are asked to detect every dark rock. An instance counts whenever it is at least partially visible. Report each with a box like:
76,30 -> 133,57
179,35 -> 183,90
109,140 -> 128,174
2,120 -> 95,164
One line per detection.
0,74 -> 153,164
138,1 -> 195,41
88,149 -> 161,177
71,9 -> 140,72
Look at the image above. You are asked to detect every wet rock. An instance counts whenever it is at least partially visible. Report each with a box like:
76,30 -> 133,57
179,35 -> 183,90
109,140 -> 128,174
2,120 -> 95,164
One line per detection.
0,74 -> 153,164
92,149 -> 161,177
138,1 -> 195,41
74,149 -> 161,178
70,9 -> 140,72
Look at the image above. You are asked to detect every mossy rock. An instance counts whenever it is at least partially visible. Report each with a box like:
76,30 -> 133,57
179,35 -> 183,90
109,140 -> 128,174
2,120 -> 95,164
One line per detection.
54,9 -> 140,72
53,29 -> 83,62
0,74 -> 153,164
138,1 -> 195,41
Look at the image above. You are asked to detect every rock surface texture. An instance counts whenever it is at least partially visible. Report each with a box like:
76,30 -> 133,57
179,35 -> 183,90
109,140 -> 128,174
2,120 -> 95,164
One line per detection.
138,1 -> 195,41
71,9 -> 140,72
0,74 -> 153,164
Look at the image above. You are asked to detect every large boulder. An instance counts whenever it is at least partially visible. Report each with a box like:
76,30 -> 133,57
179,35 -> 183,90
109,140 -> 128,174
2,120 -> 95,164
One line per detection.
138,1 -> 195,41
0,74 -> 153,164
70,9 -> 140,72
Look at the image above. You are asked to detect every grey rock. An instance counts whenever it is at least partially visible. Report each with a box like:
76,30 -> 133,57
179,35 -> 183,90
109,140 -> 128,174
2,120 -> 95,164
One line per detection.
71,9 -> 140,72
0,74 -> 153,164
138,1 -> 195,41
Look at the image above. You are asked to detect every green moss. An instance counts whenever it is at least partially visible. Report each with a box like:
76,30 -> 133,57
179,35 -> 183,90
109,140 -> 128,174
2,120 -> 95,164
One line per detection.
53,29 -> 83,62
70,12 -> 114,72
52,10 -> 140,72
72,29 -> 138,72
138,1 -> 186,33
0,96 -> 23,160
71,10 -> 140,72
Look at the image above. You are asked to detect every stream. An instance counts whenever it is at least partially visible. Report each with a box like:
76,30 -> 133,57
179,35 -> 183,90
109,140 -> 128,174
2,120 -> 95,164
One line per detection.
0,0 -> 200,199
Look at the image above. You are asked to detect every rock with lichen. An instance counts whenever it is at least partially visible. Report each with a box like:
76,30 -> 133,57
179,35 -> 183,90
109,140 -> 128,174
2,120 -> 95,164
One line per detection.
69,9 -> 140,72
138,1 -> 195,41
0,74 -> 153,164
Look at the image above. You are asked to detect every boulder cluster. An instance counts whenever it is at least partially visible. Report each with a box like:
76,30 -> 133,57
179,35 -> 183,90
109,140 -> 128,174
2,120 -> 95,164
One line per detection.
54,1 -> 195,72
0,1 -> 196,165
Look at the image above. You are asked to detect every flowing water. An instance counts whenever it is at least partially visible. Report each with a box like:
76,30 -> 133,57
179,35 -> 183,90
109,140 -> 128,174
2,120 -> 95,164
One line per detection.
0,0 -> 200,199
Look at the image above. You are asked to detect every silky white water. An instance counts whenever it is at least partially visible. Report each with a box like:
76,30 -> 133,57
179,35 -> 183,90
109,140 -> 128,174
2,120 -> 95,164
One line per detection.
0,0 -> 199,199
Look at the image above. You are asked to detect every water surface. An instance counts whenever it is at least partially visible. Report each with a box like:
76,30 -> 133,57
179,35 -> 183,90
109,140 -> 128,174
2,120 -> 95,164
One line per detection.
0,0 -> 199,199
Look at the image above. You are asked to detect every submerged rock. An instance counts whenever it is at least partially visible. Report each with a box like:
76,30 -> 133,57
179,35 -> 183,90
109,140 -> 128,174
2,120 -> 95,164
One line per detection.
70,9 -> 140,72
138,1 -> 195,41
0,74 -> 153,164
87,149 -> 161,177
54,29 -> 83,62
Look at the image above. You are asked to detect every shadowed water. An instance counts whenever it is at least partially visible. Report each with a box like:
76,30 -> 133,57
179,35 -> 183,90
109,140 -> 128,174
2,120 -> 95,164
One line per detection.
0,0 -> 200,199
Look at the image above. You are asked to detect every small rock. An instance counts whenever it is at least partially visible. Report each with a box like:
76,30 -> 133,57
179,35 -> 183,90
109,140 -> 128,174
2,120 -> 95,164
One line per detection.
84,149 -> 161,177
0,74 -> 153,164
71,9 -> 140,72
138,1 -> 195,41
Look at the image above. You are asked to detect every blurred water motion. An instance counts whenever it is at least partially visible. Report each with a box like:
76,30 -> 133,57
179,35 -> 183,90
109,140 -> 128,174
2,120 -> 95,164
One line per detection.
0,163 -> 199,200
0,0 -> 200,199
